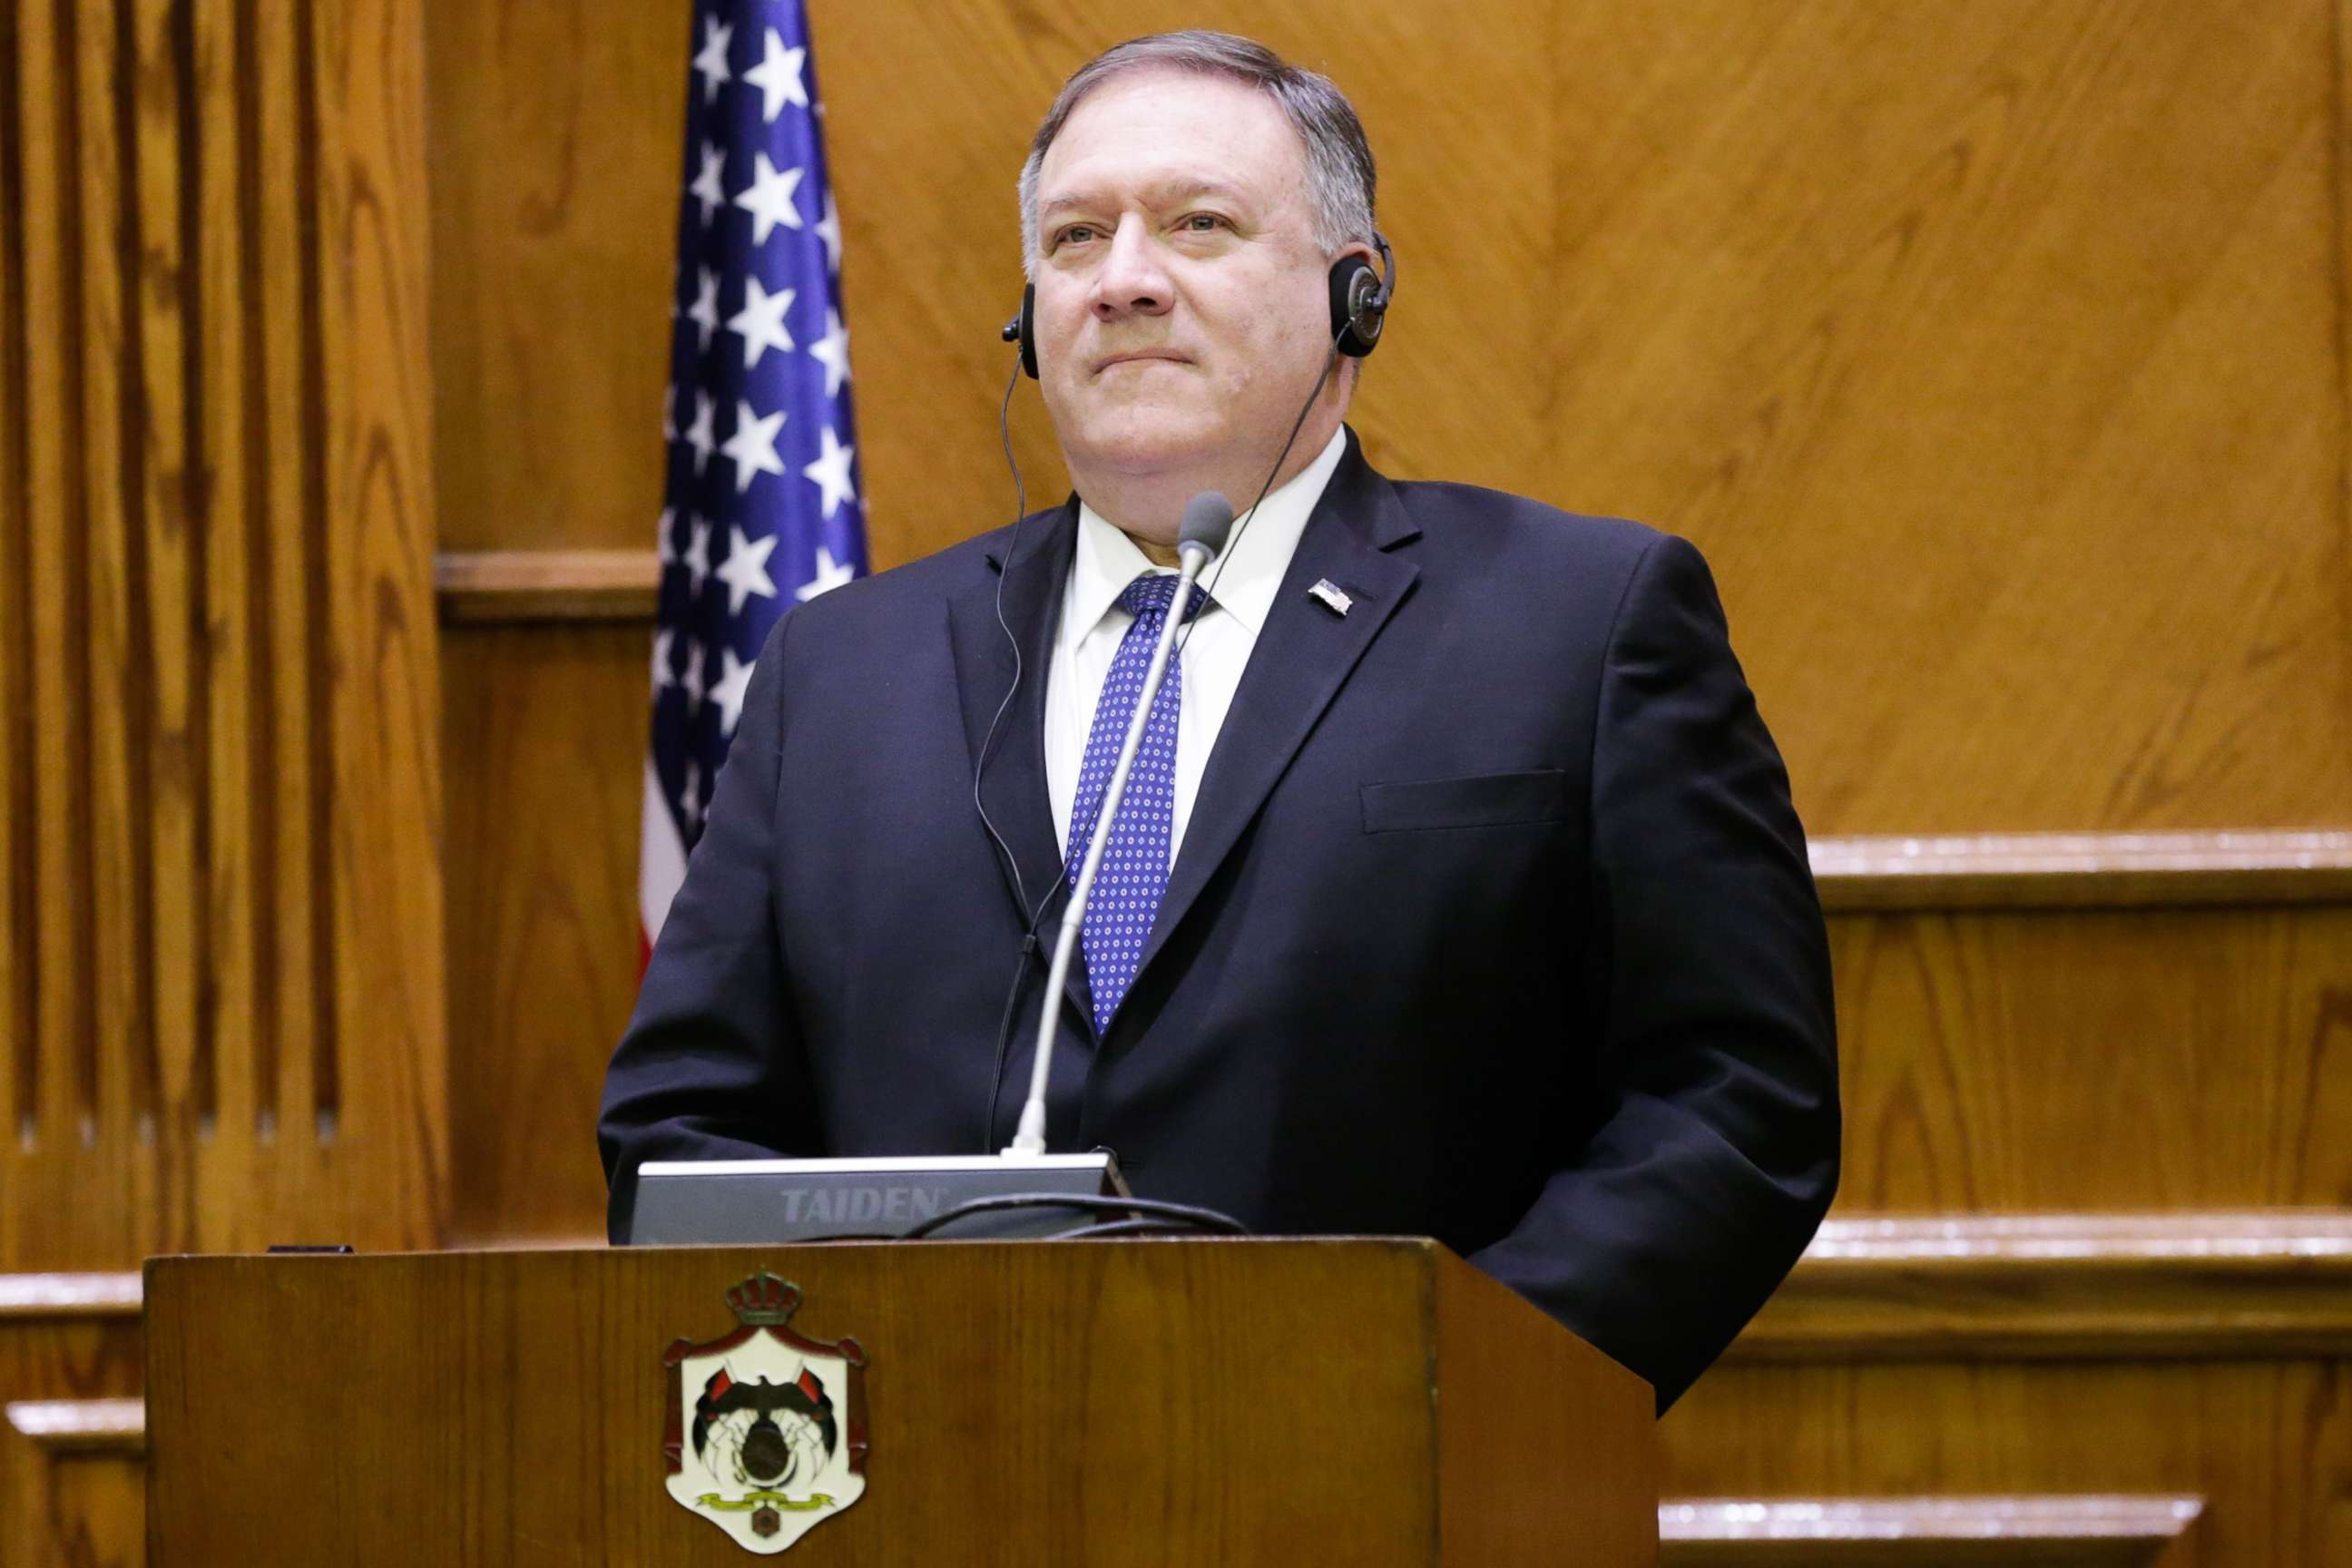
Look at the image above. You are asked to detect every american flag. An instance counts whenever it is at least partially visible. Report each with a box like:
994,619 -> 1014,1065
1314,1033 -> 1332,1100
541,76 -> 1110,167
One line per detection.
642,0 -> 867,949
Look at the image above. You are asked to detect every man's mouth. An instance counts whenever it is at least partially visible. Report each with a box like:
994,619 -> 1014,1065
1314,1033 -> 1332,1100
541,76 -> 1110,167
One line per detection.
1094,350 -> 1191,374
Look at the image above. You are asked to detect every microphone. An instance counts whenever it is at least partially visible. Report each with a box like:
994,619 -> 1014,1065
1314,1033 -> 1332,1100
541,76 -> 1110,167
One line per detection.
1004,492 -> 1234,1156
1176,490 -> 1239,568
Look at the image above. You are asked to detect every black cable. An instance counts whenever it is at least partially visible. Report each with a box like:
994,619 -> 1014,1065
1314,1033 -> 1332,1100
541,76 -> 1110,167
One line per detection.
980,931 -> 1041,1151
975,351 -> 1073,1151
1047,1218 -> 1224,1240
1174,330 -> 1347,664
899,1191 -> 1250,1241
974,353 -> 1048,919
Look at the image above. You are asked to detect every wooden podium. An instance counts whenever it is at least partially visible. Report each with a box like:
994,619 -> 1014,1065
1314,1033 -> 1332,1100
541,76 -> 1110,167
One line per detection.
144,1239 -> 1656,1564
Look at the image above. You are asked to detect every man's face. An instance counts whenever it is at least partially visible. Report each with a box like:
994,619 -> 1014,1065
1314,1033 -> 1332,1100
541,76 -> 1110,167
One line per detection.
1029,68 -> 1338,483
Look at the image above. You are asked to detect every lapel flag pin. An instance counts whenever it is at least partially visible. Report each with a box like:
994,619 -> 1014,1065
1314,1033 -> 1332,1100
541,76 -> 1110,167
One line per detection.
1308,579 -> 1353,617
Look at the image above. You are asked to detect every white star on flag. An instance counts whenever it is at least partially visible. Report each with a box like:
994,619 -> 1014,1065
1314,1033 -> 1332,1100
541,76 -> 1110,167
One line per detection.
808,308 -> 850,397
689,142 -> 727,225
691,18 -> 733,103
733,152 -> 805,245
800,425 -> 857,518
715,524 -> 780,614
742,28 -> 808,122
710,647 -> 757,734
796,544 -> 856,603
683,515 -> 713,595
656,507 -> 678,567
816,192 -> 842,274
682,391 -> 717,475
652,628 -> 677,691
686,266 -> 720,352
720,398 -> 789,493
680,639 -> 707,708
726,276 -> 796,367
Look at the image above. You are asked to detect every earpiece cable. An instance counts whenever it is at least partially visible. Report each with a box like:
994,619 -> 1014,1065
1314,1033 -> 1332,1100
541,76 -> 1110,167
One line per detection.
1175,328 -> 1347,663
973,352 -> 1063,926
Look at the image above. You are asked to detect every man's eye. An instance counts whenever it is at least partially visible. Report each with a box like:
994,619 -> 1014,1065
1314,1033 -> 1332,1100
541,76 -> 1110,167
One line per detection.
1056,225 -> 1099,248
1182,214 -> 1225,232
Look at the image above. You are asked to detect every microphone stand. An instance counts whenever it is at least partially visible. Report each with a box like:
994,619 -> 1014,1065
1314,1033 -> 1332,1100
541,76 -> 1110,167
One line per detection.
1004,513 -> 1227,1156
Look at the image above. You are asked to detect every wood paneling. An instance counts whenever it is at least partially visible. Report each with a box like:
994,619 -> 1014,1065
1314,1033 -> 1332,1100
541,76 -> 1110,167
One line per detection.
0,0 -> 446,1270
1831,904 -> 2352,1211
423,3 -> 685,555
1661,1359 -> 2352,1566
1,1400 -> 145,1568
1545,0 -> 2347,835
1740,1212 -> 2352,1361
146,1242 -> 1653,1565
436,550 -> 661,622
440,626 -> 644,1244
1658,1494 -> 2202,1566
0,1276 -> 142,1417
1813,831 -> 2352,910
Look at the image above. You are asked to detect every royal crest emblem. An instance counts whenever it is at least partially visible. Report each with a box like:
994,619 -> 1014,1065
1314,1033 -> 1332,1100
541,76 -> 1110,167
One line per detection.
663,1272 -> 869,1554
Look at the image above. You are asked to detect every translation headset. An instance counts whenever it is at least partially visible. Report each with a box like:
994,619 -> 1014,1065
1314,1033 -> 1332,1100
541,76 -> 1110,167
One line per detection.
997,232 -> 1398,377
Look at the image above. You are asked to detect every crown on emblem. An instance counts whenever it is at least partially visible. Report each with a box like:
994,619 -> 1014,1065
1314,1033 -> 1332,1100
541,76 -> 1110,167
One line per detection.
725,1272 -> 802,1328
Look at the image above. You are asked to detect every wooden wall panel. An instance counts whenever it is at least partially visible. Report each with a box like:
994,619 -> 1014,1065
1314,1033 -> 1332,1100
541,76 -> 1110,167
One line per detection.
440,627 -> 643,1243
1543,0 -> 2346,833
0,1282 -> 142,1411
424,4 -> 685,555
1659,1495 -> 2205,1566
0,0 -> 446,1270
1661,1359 -> 2352,1565
1,1400 -> 145,1568
1831,905 -> 2352,1211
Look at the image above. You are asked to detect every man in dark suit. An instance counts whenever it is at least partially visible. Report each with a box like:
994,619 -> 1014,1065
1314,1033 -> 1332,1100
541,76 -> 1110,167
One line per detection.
602,30 -> 1838,1412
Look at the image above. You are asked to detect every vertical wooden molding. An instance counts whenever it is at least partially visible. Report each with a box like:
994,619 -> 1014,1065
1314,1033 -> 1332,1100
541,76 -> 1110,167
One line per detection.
295,0 -> 338,1142
183,0 -> 254,1235
2337,0 -> 2351,666
191,0 -> 244,1151
255,0 -> 310,1155
132,0 -> 196,1159
0,0 -> 38,1151
52,0 -> 102,1160
227,0 -> 276,1147
1,0 -> 446,1266
310,0 -> 448,1237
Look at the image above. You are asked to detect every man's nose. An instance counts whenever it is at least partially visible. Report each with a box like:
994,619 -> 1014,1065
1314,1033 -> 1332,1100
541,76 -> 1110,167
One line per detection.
1091,215 -> 1172,321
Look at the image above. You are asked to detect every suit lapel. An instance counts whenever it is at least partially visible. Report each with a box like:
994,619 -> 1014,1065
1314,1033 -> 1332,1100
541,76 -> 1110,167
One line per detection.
1140,438 -> 1422,976
947,502 -> 1097,1033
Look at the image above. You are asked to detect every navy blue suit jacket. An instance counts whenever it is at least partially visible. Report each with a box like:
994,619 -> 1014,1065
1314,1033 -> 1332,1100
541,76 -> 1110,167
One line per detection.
601,430 -> 1838,1409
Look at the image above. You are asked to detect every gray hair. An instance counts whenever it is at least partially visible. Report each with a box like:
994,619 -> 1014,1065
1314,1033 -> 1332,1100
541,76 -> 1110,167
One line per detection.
1015,31 -> 1377,276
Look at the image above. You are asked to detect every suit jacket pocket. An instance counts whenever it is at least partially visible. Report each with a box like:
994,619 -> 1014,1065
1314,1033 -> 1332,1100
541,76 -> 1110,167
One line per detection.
1359,769 -> 1571,834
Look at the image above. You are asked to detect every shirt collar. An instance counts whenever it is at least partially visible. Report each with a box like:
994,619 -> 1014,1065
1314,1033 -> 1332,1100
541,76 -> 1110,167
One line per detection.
1067,424 -> 1349,642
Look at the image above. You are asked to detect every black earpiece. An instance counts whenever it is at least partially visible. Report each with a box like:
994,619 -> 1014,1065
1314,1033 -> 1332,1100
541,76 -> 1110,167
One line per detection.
1328,233 -> 1396,358
999,285 -> 1039,380
1000,233 -> 1396,377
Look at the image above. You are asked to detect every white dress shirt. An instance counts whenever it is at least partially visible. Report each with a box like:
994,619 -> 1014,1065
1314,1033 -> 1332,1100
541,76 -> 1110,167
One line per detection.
1045,426 -> 1349,861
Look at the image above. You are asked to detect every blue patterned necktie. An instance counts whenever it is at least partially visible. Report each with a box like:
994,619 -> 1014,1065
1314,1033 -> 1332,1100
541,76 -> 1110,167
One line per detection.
1064,573 -> 1212,1034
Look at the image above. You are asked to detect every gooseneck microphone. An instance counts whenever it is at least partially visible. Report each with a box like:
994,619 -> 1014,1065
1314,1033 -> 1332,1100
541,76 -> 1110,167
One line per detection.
1004,492 -> 1238,1156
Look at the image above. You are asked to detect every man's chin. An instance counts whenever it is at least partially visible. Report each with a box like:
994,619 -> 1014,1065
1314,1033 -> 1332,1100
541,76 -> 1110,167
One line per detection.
1065,407 -> 1229,475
